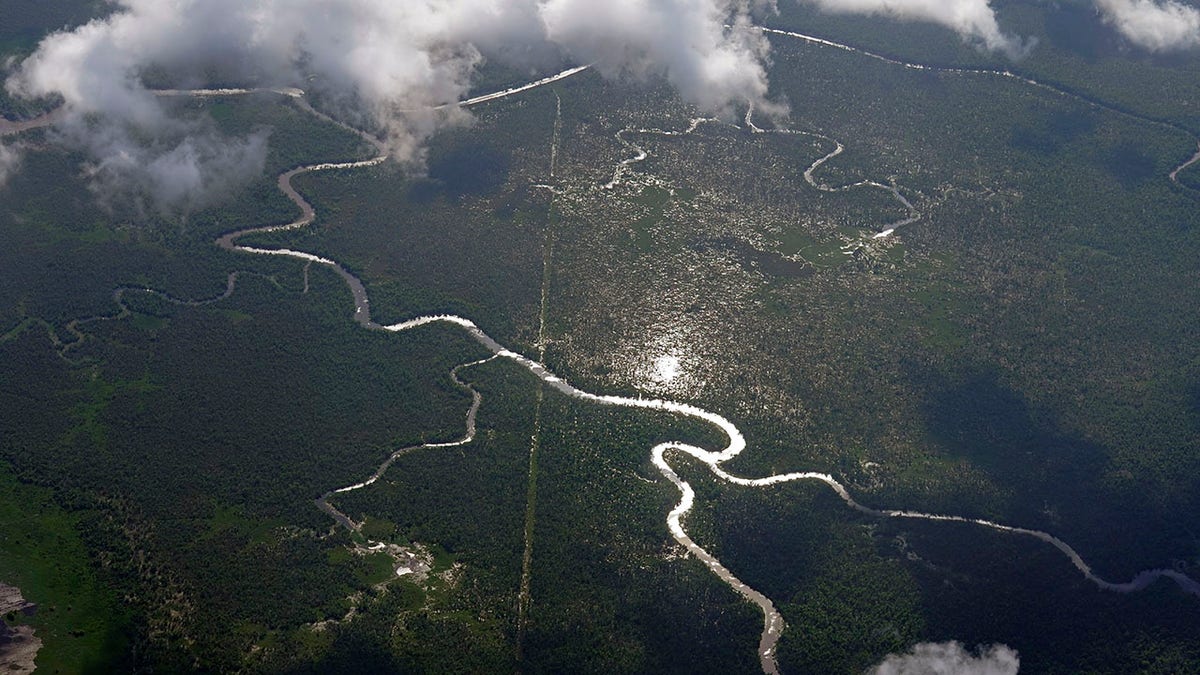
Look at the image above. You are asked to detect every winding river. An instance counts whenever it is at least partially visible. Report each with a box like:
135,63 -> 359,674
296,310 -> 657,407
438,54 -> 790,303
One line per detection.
211,80 -> 1200,672
5,30 -> 1200,675
1169,142 -> 1200,186
755,25 -> 1200,190
604,109 -> 919,245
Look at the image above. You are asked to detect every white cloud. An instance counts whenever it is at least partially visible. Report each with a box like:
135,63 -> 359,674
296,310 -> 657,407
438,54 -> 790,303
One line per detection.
0,142 -> 21,188
4,0 -> 782,212
540,0 -> 782,117
869,641 -> 1020,675
796,0 -> 1030,57
74,122 -> 271,217
1094,0 -> 1200,51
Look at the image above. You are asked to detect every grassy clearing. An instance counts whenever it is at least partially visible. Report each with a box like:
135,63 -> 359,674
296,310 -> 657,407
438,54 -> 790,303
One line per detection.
0,466 -> 126,673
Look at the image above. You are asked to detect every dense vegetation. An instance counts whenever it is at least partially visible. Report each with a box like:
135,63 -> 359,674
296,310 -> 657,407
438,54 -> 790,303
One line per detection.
1,3 -> 1198,673
0,465 -> 128,672
772,0 -> 1200,133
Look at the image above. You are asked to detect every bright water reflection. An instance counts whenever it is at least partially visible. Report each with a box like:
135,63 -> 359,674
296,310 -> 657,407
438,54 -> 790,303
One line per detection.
653,354 -> 680,383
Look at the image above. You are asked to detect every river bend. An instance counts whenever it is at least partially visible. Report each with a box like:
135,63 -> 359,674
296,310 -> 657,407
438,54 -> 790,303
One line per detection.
212,83 -> 1199,672
6,48 -> 1200,675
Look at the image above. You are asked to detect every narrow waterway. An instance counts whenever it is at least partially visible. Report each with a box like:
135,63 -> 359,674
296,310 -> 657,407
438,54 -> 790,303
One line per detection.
7,45 -> 1200,674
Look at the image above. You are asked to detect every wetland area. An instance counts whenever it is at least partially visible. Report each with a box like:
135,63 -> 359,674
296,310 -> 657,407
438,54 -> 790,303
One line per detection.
2,1 -> 1200,672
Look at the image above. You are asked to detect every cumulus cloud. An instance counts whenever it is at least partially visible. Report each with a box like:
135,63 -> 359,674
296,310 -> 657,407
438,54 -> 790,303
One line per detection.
868,641 -> 1020,675
4,0 -> 782,211
1094,0 -> 1200,51
0,142 -> 22,188
540,0 -> 782,116
71,120 -> 270,217
797,0 -> 1030,57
